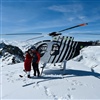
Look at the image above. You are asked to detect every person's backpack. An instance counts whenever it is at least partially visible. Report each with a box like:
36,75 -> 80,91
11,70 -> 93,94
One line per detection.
32,52 -> 38,63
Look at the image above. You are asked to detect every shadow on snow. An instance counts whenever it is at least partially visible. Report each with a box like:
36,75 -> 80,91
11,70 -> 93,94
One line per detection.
22,69 -> 100,87
43,69 -> 100,79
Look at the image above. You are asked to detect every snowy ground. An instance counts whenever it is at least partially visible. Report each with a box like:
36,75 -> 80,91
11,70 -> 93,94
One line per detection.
0,46 -> 100,100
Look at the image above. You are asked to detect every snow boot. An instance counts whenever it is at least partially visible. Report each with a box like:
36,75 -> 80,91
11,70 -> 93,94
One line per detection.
27,75 -> 31,78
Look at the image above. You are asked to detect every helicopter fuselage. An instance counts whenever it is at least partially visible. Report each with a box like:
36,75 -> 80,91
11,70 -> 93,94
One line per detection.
33,36 -> 93,64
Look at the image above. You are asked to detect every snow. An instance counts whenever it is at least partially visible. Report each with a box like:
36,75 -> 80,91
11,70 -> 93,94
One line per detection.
0,46 -> 100,100
74,46 -> 100,73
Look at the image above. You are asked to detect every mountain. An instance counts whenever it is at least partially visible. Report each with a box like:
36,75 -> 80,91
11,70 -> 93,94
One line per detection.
0,42 -> 24,66
1,40 -> 34,52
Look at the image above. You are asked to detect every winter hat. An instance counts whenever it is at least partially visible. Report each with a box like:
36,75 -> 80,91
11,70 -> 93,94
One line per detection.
31,46 -> 36,51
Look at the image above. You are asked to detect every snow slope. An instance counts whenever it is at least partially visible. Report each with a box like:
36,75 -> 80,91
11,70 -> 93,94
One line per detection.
74,46 -> 100,73
0,46 -> 100,100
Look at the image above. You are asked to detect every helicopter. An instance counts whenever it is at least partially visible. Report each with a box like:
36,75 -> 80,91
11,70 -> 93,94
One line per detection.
2,23 -> 100,75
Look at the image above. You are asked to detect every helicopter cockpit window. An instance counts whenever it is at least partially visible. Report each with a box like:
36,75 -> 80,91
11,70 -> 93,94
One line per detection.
37,43 -> 47,57
50,44 -> 60,56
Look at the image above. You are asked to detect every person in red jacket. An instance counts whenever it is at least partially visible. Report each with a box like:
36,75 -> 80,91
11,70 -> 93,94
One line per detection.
24,49 -> 32,78
31,50 -> 40,77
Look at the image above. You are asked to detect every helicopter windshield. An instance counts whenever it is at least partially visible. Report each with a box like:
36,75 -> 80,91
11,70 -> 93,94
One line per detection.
50,44 -> 60,56
37,43 -> 47,57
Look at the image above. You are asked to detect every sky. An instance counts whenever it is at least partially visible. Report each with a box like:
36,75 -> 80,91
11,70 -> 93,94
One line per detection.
0,0 -> 100,41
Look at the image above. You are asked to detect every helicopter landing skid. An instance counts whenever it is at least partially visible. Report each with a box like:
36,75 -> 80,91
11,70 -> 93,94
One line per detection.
40,61 -> 67,76
40,63 -> 47,76
61,60 -> 67,75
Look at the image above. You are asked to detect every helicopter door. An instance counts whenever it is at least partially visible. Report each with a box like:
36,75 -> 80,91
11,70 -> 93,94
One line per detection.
50,44 -> 60,56
39,42 -> 53,63
37,43 -> 48,57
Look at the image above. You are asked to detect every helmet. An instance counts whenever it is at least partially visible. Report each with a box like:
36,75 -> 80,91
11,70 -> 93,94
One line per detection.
31,46 -> 36,51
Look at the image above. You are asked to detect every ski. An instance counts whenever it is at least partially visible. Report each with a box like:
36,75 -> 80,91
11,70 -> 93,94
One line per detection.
19,74 -> 27,78
19,74 -> 43,79
19,75 -> 24,78
22,78 -> 48,87
22,82 -> 35,87
19,69 -> 27,78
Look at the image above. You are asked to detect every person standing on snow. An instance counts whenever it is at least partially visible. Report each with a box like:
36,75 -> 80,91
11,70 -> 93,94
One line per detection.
31,49 -> 40,77
24,49 -> 32,78
12,56 -> 16,64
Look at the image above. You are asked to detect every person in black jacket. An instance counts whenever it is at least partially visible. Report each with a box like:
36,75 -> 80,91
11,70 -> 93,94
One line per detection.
31,50 -> 40,77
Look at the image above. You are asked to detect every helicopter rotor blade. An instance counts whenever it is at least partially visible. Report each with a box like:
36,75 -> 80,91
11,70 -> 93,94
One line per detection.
48,23 -> 88,37
26,35 -> 45,41
1,33 -> 42,35
58,23 -> 88,33
69,33 -> 100,35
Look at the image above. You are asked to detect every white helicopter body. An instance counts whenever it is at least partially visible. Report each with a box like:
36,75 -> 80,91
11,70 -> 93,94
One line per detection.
33,35 -> 93,64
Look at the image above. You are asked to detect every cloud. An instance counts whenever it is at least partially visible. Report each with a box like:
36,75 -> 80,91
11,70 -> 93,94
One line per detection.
48,3 -> 100,23
78,16 -> 86,20
48,4 -> 83,13
48,4 -> 87,23
67,17 -> 75,22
